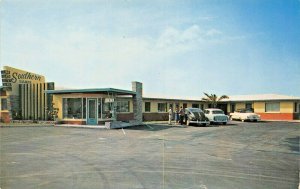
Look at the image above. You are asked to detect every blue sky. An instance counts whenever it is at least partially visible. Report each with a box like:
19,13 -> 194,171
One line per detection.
1,0 -> 300,98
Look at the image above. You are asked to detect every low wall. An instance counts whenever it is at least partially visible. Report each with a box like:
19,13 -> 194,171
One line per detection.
117,113 -> 134,121
257,113 -> 294,120
143,113 -> 168,121
294,113 -> 300,120
60,120 -> 87,125
0,112 -> 10,123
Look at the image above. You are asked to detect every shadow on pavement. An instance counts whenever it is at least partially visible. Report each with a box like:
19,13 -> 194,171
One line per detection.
284,136 -> 300,153
124,124 -> 186,131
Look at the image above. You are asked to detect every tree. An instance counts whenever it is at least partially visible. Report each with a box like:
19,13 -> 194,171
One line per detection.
201,93 -> 229,108
45,103 -> 59,121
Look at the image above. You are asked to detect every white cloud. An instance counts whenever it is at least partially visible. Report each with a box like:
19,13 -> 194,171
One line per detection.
156,25 -> 203,53
206,29 -> 222,36
2,24 -> 247,91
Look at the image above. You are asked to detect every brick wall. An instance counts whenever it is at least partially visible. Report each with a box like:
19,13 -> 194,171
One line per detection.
60,120 -> 87,125
257,113 -> 294,120
0,112 -> 10,123
143,113 -> 169,121
117,113 -> 134,121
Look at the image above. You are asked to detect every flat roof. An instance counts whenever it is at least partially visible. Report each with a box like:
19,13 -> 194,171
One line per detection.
142,94 -> 300,102
45,88 -> 136,95
143,96 -> 203,102
224,94 -> 300,102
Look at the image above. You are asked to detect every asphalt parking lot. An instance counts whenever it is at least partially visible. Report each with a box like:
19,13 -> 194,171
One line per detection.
0,121 -> 299,189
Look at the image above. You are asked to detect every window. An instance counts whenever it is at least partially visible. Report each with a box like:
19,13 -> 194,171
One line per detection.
192,104 -> 199,108
116,101 -> 129,112
230,104 -> 235,113
295,102 -> 298,113
212,110 -> 224,114
200,104 -> 204,110
97,98 -> 104,119
246,103 -> 252,110
265,102 -> 280,112
83,98 -> 86,119
103,98 -> 113,119
158,103 -> 167,112
1,98 -> 8,110
183,103 -> 187,109
63,98 -> 83,119
145,102 -> 151,112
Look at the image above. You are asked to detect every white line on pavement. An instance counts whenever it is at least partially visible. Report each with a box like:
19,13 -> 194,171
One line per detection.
146,125 -> 154,129
122,128 -> 126,135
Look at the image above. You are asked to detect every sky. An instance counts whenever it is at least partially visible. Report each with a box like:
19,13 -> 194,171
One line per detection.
1,0 -> 300,98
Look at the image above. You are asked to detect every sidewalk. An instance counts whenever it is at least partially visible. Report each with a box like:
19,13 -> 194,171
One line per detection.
0,123 -> 54,127
55,124 -> 108,129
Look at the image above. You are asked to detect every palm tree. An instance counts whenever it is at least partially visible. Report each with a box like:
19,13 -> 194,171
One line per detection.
201,93 -> 229,108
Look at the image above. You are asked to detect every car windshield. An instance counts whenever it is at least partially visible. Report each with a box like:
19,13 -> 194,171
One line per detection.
237,109 -> 254,113
188,108 -> 202,113
212,110 -> 224,114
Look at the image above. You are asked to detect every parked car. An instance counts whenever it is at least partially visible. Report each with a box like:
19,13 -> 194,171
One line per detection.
204,108 -> 228,125
229,109 -> 261,122
185,108 -> 210,126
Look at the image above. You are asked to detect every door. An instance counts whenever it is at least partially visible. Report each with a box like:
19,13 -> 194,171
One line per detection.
87,98 -> 97,125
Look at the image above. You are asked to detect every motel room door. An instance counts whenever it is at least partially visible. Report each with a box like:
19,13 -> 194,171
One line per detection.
87,98 -> 97,125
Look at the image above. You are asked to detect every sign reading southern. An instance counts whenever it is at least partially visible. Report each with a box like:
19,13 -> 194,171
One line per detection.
1,66 -> 45,91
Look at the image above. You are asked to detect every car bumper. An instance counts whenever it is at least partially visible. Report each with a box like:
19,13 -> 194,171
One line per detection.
245,118 -> 260,121
189,120 -> 210,124
212,120 -> 228,123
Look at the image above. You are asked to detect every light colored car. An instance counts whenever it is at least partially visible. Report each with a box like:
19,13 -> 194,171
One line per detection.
185,108 -> 210,126
229,109 -> 261,122
204,108 -> 228,125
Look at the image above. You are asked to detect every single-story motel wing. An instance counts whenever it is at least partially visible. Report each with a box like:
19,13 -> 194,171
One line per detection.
1,66 -> 300,125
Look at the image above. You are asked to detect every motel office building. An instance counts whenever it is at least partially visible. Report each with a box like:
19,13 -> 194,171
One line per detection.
1,66 -> 300,124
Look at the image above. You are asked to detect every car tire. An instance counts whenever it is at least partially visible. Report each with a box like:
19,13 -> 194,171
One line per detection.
222,122 -> 227,125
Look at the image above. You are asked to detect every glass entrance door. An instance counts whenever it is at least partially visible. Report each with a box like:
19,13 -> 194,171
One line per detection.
87,98 -> 97,125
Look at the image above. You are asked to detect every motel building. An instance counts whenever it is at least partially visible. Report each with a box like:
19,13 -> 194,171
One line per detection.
1,66 -> 300,126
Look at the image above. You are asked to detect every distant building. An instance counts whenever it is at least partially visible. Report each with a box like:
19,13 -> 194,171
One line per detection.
0,66 -> 54,123
1,66 -> 299,124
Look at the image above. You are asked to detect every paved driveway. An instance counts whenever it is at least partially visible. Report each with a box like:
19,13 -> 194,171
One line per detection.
0,121 -> 299,189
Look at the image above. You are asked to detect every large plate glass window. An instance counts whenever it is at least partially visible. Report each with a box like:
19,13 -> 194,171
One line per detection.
98,98 -> 104,119
116,101 -> 130,112
103,98 -> 114,119
63,98 -> 83,119
83,98 -> 86,119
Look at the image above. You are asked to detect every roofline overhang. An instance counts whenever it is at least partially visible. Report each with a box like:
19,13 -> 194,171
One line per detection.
45,88 -> 136,96
223,99 -> 300,102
